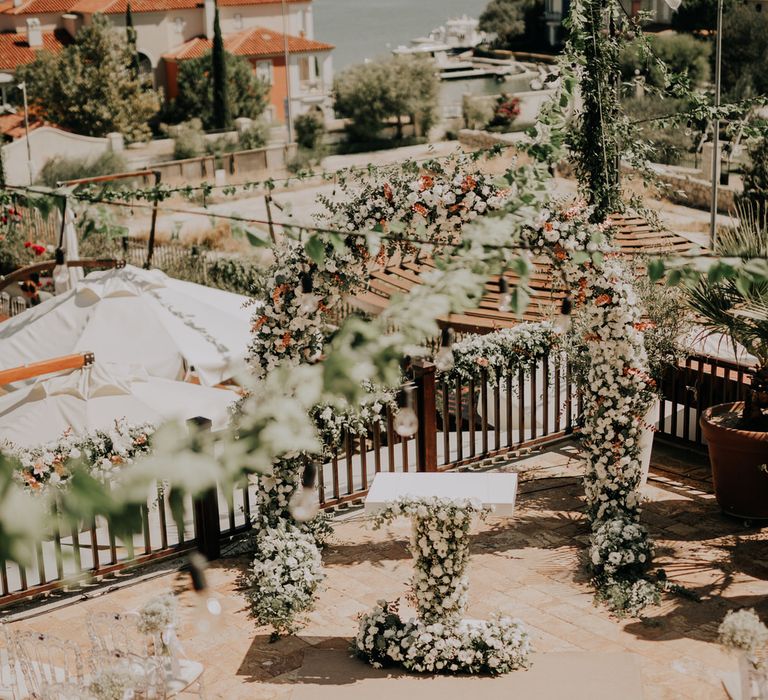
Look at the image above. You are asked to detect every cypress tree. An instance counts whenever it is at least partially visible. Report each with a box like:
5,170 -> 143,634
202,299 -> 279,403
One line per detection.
211,6 -> 231,129
125,1 -> 140,78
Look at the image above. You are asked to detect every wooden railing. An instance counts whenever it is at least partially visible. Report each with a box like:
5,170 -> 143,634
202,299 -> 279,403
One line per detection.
656,353 -> 752,447
0,350 -> 750,606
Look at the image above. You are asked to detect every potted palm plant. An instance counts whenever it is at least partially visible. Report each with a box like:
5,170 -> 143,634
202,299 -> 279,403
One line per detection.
688,206 -> 768,519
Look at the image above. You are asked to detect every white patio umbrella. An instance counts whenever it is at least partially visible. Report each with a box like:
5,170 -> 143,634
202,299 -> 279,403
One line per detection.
0,362 -> 237,448
0,265 -> 254,386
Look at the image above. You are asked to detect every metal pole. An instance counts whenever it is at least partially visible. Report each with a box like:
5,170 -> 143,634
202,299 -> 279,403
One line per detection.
281,0 -> 293,144
144,170 -> 162,269
709,0 -> 723,250
19,82 -> 32,185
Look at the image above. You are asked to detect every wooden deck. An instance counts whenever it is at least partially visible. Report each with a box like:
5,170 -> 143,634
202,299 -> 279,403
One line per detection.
348,215 -> 697,334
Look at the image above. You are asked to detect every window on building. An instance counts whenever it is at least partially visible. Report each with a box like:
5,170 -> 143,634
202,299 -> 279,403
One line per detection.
298,56 -> 311,84
234,13 -> 243,28
255,60 -> 273,84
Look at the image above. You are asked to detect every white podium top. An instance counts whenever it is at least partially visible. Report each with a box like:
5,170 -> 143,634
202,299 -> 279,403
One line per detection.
364,472 -> 518,517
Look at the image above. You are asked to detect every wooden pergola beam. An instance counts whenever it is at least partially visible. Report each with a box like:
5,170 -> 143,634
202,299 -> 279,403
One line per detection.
0,352 -> 95,386
0,259 -> 125,295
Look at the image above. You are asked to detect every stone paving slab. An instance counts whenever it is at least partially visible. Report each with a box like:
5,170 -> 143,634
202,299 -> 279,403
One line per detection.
4,440 -> 765,699
290,648 -> 645,700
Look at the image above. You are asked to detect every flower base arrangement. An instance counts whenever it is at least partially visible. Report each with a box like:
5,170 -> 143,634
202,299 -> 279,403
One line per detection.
354,497 -> 532,675
243,520 -> 324,637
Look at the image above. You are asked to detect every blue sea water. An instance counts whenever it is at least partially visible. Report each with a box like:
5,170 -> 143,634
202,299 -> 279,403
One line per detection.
314,0 -> 490,70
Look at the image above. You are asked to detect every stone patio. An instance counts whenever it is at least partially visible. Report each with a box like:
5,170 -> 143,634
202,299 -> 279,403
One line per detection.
6,439 -> 768,699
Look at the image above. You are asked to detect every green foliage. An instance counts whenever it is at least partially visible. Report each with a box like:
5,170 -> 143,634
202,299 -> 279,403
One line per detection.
206,256 -> 265,294
622,96 -> 697,165
238,122 -> 268,150
36,151 -> 127,188
741,130 -> 768,218
166,118 -> 207,159
634,274 -> 690,386
294,112 -> 325,149
721,4 -> 768,98
170,51 -> 269,130
15,15 -> 159,142
333,54 -> 438,142
211,8 -> 231,130
619,33 -> 710,88
671,0 -> 735,33
462,95 -> 495,130
480,0 -> 547,49
684,205 -> 768,423
565,0 -> 623,222
479,0 -> 526,46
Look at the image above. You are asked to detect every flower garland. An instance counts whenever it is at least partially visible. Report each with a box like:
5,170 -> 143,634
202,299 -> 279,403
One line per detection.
441,322 -> 558,387
318,155 -> 511,249
310,384 -> 398,453
6,421 -> 154,491
355,497 -> 532,674
521,203 -> 659,614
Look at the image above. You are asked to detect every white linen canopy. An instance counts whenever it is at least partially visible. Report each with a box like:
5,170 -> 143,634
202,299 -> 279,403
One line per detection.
0,265 -> 254,386
0,362 -> 236,447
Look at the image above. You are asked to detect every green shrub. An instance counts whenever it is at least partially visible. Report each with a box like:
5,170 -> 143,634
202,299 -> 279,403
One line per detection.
207,256 -> 263,294
37,151 -> 128,187
238,122 -> 268,151
294,112 -> 325,150
166,118 -> 206,159
741,130 -> 768,218
619,33 -> 711,89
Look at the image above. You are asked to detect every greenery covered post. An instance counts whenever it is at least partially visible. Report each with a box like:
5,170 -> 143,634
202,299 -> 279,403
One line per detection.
211,5 -> 231,130
567,0 -> 622,222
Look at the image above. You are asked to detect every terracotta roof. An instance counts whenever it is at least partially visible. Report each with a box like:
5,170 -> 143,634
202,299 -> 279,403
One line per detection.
163,26 -> 333,60
1,0 -> 73,15
66,0 -> 305,13
348,214 -> 699,334
0,110 -> 45,138
0,29 -> 71,70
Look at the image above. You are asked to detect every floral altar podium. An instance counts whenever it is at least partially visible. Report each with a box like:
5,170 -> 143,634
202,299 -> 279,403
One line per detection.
355,472 -> 531,675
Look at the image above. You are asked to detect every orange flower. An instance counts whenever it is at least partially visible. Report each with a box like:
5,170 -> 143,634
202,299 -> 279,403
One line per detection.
544,221 -> 554,232
412,203 -> 429,217
110,455 -> 124,465
476,357 -> 489,367
281,332 -> 292,348
272,284 -> 289,303
251,315 -> 268,332
419,175 -> 434,192
594,294 -> 612,306
383,183 -> 394,201
553,245 -> 567,261
134,434 -> 148,446
633,321 -> 656,332
461,174 -> 477,192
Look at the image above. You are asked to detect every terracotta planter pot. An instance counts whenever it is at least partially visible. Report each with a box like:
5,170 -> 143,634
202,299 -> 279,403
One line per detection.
700,402 -> 768,520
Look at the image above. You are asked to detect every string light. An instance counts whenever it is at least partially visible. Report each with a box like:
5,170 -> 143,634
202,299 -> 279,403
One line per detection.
289,461 -> 320,522
393,383 -> 418,437
554,293 -> 573,334
298,270 -> 320,315
434,327 -> 455,372
187,552 -> 223,634
498,277 -> 513,312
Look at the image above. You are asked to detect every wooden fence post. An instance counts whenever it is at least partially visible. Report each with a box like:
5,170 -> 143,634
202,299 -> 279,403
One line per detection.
413,359 -> 438,472
189,417 -> 221,561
